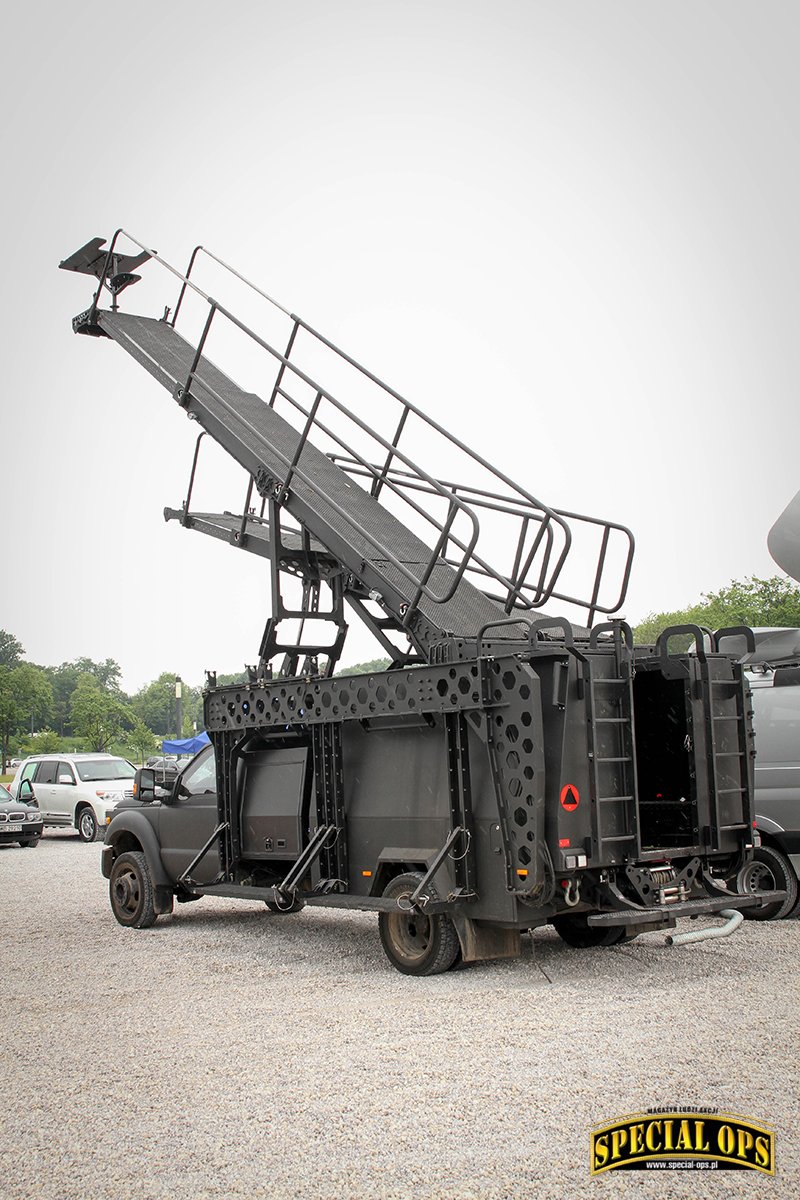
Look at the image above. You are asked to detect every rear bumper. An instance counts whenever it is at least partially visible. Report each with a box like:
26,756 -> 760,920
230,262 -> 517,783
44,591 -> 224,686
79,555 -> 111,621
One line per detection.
587,891 -> 784,927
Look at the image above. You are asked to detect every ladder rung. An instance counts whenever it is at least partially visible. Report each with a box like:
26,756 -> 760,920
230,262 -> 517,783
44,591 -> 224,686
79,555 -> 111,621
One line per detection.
597,795 -> 633,803
594,717 -> 628,724
595,756 -> 633,764
599,834 -> 636,843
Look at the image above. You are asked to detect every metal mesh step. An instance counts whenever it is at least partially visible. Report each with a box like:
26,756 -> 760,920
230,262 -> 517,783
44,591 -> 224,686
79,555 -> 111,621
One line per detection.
101,310 -> 513,648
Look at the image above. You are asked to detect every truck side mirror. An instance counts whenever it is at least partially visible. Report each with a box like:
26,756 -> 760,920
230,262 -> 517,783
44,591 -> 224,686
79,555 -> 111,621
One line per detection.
133,767 -> 156,803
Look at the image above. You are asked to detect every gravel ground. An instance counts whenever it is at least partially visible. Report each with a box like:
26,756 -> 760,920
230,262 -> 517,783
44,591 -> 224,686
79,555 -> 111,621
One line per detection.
1,833 -> 798,1200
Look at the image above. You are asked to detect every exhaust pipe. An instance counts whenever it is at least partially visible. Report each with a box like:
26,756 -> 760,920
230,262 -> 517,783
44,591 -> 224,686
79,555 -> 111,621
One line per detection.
665,908 -> 743,947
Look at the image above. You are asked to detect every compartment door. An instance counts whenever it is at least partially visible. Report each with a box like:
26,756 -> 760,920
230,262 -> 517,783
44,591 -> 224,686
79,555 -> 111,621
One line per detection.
239,746 -> 310,861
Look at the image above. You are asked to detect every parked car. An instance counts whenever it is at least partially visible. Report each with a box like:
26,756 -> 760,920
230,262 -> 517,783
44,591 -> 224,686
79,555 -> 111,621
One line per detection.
0,782 -> 43,847
145,756 -> 181,783
9,753 -> 136,843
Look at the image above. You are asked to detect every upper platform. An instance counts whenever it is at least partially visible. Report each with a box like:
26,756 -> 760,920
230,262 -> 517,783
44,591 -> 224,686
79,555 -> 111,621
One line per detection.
63,231 -> 635,664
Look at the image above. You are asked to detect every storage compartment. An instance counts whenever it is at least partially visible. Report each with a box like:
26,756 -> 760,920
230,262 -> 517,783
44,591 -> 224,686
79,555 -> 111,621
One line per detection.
239,744 -> 311,860
633,670 -> 698,850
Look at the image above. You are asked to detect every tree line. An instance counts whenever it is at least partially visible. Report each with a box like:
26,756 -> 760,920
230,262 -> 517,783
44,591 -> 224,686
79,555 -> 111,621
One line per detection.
2,574 -> 798,768
0,631 -> 213,768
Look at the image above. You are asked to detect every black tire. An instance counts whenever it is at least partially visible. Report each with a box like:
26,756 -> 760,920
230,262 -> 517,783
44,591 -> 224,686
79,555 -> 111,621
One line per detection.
18,839 -> 39,848
553,914 -> 630,948
740,844 -> 799,921
378,872 -> 460,976
76,807 -> 98,843
109,851 -> 158,928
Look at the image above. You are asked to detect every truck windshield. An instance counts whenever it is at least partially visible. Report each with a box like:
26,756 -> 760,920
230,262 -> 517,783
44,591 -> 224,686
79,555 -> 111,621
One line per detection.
76,759 -> 136,782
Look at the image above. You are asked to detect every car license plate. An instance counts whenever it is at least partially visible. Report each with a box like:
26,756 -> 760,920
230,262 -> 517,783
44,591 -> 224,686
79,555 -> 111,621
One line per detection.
4,823 -> 23,832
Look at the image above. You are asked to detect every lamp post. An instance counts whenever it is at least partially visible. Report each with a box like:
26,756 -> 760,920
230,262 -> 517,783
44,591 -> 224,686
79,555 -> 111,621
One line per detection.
175,676 -> 183,739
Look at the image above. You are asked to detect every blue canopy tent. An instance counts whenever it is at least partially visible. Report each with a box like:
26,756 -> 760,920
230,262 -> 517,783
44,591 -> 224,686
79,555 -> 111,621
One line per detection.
161,732 -> 211,755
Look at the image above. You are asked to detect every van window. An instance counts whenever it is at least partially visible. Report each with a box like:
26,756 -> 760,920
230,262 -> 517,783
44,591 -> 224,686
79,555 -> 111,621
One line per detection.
35,761 -> 58,785
75,759 -> 135,781
753,687 -> 800,765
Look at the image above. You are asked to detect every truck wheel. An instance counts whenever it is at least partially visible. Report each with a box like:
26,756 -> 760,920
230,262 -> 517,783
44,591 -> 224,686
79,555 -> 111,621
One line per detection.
378,872 -> 460,976
553,915 -> 629,948
109,851 -> 158,929
740,845 -> 798,921
77,807 -> 98,843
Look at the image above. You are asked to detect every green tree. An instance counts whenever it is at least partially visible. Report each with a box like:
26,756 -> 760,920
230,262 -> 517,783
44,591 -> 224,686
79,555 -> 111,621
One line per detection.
20,729 -> 61,756
336,657 -> 391,676
0,630 -> 24,668
0,668 -> 15,768
70,676 -> 131,752
126,717 -> 159,765
70,656 -> 123,692
216,671 -> 250,686
634,575 -> 800,644
131,672 -> 182,737
0,663 -> 53,769
45,657 -> 125,737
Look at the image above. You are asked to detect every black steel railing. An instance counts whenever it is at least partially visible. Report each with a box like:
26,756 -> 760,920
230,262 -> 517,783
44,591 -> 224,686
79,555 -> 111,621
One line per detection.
88,231 -> 633,627
328,457 -> 635,623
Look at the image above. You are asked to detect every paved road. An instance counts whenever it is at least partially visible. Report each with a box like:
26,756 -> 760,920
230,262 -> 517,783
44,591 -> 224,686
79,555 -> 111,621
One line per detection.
1,833 -> 797,1199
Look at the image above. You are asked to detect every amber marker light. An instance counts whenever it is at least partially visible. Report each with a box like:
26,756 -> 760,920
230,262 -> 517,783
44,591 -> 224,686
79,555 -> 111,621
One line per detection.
362,870 -> 372,877
517,869 -> 528,878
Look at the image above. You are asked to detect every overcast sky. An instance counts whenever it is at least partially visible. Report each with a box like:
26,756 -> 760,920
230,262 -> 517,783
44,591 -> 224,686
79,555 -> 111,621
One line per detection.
1,1 -> 797,693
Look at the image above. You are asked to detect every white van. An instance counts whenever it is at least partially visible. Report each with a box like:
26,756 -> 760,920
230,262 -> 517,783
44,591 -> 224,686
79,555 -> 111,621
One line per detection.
747,659 -> 800,918
9,753 -> 136,842
685,627 -> 800,920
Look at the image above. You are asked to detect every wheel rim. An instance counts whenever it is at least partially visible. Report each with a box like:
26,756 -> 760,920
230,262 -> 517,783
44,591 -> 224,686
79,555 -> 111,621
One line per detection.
385,908 -> 432,964
744,862 -> 777,893
113,868 -> 141,917
79,811 -> 95,838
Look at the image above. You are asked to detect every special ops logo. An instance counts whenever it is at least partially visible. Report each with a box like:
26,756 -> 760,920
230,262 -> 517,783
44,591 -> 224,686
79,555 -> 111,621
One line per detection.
590,1110 -> 774,1175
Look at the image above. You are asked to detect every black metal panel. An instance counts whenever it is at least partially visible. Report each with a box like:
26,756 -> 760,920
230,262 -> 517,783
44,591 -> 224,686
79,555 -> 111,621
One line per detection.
312,722 -> 348,886
239,745 -> 310,860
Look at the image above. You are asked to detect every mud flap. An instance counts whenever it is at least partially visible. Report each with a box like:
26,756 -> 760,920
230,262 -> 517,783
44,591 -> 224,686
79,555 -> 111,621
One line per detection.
453,916 -> 521,963
154,886 -> 175,916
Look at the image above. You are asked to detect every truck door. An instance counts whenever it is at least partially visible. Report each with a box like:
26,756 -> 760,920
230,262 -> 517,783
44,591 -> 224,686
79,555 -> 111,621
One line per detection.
32,761 -> 60,823
752,679 -> 800,830
49,760 -> 77,824
157,747 -> 219,884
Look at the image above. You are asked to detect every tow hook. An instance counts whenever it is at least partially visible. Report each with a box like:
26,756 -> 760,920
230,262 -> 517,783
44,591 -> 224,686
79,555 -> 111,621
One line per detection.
563,878 -> 580,908
665,908 -> 743,947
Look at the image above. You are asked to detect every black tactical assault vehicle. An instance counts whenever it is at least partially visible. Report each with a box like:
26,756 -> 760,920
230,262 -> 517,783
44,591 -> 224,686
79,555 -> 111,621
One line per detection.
61,233 -> 779,974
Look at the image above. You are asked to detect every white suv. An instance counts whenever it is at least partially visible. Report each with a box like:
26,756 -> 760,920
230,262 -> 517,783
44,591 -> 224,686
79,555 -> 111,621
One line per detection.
9,754 -> 137,842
